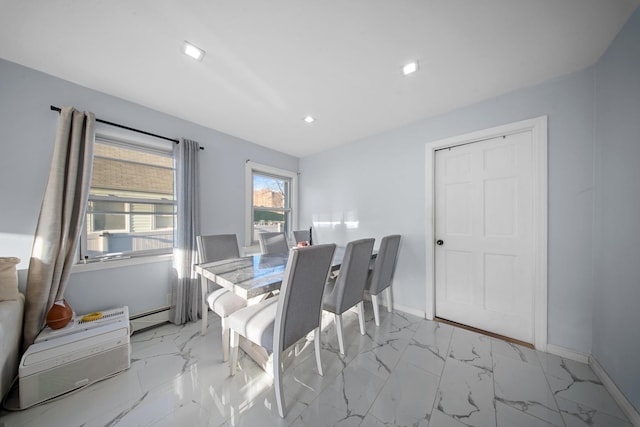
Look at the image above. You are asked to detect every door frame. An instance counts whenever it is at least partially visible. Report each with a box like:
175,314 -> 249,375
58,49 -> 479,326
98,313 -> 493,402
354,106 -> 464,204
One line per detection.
424,116 -> 548,350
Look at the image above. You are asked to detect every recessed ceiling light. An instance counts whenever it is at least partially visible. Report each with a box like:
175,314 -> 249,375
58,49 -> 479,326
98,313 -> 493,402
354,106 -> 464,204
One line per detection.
183,41 -> 205,61
303,115 -> 315,124
402,61 -> 419,76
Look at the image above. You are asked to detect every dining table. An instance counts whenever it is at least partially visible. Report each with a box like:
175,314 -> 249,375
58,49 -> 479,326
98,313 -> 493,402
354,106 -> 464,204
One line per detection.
194,246 -> 360,301
194,245 -> 375,373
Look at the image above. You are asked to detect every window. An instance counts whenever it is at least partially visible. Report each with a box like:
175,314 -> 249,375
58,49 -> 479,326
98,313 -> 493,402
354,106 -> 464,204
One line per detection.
153,204 -> 174,230
80,134 -> 175,261
245,161 -> 298,246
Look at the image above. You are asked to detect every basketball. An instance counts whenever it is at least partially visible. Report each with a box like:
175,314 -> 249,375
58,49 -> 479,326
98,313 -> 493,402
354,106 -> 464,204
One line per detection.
46,299 -> 73,329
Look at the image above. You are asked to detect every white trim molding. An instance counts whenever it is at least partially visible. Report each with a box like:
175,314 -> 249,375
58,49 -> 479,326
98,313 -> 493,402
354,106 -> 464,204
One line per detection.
392,303 -> 425,320
590,356 -> 640,426
424,116 -> 548,351
72,253 -> 173,273
355,299 -> 426,322
546,343 -> 589,364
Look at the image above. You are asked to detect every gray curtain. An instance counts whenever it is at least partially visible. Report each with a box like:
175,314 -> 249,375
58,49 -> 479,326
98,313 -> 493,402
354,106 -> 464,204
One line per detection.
23,107 -> 95,350
169,138 -> 201,324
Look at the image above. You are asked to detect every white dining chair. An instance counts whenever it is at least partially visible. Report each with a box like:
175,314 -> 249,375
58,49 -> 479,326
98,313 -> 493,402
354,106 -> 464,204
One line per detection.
258,231 -> 289,255
322,238 -> 375,354
196,234 -> 247,361
365,234 -> 401,326
227,243 -> 336,418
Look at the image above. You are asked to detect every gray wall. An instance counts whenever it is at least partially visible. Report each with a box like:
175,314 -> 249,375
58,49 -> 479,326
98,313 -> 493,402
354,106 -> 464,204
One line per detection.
301,67 -> 596,354
1,9 -> 638,411
301,9 -> 640,411
593,8 -> 640,411
0,58 -> 297,315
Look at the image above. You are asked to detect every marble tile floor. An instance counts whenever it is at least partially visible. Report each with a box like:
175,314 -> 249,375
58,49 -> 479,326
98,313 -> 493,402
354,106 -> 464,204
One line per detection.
0,307 -> 632,427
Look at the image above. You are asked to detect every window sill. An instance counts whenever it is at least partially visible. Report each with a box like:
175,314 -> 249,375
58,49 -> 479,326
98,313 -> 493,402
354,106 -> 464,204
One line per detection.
72,253 -> 173,273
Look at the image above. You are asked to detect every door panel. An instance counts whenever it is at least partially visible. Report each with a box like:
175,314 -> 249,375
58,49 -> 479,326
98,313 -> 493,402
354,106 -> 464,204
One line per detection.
445,182 -> 472,235
435,132 -> 534,343
484,253 -> 516,312
484,177 -> 516,236
445,250 -> 473,304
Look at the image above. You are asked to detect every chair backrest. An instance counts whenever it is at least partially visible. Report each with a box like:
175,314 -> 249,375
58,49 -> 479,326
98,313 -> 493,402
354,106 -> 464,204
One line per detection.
258,232 -> 289,255
274,244 -> 336,352
369,235 -> 401,295
196,234 -> 240,263
331,238 -> 375,314
293,229 -> 310,244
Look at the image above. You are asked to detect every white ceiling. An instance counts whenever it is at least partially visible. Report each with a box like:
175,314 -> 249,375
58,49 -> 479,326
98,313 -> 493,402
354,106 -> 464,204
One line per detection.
1,1 -> 638,157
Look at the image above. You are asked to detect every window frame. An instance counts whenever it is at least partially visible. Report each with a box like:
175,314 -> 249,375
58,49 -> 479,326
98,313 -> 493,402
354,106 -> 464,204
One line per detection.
244,161 -> 298,248
79,131 -> 176,263
88,199 -> 129,233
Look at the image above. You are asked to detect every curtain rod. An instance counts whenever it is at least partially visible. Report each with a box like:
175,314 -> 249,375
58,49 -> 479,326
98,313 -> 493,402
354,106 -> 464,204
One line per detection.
50,105 -> 204,150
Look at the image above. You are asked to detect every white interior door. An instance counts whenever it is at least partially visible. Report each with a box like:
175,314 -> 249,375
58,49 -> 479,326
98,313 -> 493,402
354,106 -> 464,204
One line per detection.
434,131 -> 534,343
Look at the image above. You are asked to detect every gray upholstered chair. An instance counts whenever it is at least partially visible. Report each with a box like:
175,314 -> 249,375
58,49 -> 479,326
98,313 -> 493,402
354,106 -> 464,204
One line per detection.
293,229 -> 310,244
228,243 -> 336,418
258,231 -> 289,255
365,234 -> 401,326
322,238 -> 375,354
196,234 -> 247,361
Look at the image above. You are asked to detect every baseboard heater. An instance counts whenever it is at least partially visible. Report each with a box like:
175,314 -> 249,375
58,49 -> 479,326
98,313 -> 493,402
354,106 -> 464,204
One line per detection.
130,306 -> 170,334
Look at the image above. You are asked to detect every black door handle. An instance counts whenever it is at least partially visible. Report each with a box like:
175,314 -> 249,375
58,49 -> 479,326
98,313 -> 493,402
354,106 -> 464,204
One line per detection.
436,240 -> 444,246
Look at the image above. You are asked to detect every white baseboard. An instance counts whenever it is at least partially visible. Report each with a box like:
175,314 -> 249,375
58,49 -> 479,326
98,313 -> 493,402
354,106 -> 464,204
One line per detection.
589,356 -> 640,427
546,343 -> 589,364
130,307 -> 170,334
393,303 -> 425,319
364,294 -> 426,320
